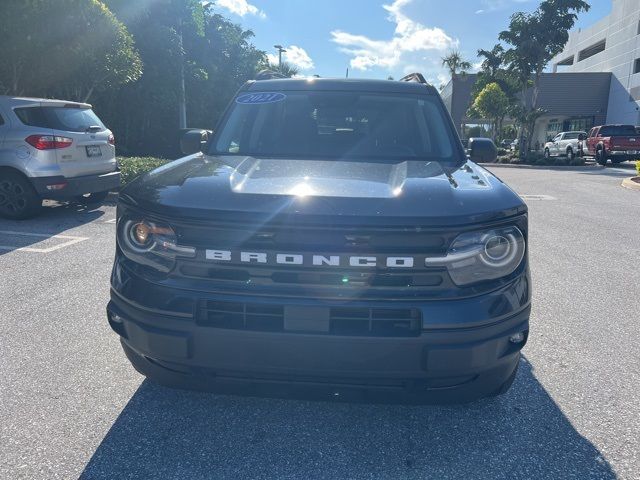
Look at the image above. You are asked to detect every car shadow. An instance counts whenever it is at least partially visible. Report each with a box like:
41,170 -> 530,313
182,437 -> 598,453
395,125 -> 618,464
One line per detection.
0,200 -> 107,256
80,357 -> 615,480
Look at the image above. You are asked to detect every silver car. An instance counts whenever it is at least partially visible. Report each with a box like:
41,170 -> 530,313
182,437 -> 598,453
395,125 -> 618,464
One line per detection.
0,96 -> 120,219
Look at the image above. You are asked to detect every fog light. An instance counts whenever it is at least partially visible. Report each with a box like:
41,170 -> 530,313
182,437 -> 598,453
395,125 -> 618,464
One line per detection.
509,332 -> 525,344
133,222 -> 151,245
110,312 -> 123,324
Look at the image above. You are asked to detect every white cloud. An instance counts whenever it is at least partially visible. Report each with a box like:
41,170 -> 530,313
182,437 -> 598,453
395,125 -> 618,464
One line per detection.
477,0 -> 531,13
267,45 -> 315,71
330,0 -> 457,72
215,0 -> 266,18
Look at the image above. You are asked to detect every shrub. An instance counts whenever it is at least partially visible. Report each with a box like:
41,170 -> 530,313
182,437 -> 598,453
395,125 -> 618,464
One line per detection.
118,156 -> 169,185
636,160 -> 640,176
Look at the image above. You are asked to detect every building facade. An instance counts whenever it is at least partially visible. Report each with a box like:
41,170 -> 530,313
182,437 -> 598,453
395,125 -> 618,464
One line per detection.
441,72 -> 611,148
552,0 -> 640,125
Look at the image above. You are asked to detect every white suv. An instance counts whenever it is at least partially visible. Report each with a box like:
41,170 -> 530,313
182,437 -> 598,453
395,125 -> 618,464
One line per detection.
0,96 -> 120,219
543,131 -> 587,161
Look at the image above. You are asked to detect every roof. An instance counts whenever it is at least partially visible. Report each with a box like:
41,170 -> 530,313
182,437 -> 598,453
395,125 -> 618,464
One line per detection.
244,77 -> 437,95
0,96 -> 91,109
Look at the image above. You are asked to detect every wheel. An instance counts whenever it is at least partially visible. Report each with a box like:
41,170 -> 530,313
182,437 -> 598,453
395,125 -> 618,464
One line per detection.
566,147 -> 575,161
610,158 -> 625,165
595,147 -> 607,166
0,172 -> 42,220
75,191 -> 109,205
491,360 -> 519,397
544,148 -> 550,159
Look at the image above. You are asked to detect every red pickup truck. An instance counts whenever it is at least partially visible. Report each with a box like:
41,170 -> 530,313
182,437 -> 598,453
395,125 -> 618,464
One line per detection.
585,125 -> 640,166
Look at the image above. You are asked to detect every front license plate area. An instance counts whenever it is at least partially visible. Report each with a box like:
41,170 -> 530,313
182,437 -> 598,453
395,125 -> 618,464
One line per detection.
86,145 -> 102,157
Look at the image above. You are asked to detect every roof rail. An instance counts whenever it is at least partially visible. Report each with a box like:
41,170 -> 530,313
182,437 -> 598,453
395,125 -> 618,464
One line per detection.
399,72 -> 429,85
255,69 -> 287,80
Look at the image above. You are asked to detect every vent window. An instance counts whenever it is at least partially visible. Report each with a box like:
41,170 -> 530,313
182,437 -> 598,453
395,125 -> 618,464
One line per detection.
578,40 -> 606,62
634,58 -> 640,74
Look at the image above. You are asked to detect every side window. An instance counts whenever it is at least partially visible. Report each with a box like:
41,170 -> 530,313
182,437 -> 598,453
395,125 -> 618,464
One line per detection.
0,113 -> 4,126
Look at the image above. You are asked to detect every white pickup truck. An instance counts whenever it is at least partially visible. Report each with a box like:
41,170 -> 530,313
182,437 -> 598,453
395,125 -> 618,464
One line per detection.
543,131 -> 587,161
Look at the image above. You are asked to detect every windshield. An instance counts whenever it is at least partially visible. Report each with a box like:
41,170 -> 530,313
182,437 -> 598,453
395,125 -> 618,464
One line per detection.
15,106 -> 106,132
211,91 -> 459,161
599,125 -> 636,136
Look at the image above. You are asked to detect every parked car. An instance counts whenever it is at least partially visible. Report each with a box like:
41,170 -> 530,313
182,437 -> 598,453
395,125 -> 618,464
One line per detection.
543,131 -> 587,161
500,139 -> 514,149
585,124 -> 640,166
107,73 -> 530,404
0,96 -> 120,219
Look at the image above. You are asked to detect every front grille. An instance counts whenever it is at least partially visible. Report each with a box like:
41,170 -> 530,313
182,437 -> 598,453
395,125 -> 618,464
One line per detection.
174,219 -> 457,300
197,300 -> 422,337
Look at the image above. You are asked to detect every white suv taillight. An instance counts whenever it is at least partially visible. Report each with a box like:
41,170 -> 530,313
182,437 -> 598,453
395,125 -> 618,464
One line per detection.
108,134 -> 115,146
25,135 -> 73,150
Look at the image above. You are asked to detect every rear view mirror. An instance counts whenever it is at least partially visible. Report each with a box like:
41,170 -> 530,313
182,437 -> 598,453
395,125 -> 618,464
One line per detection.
180,129 -> 210,155
468,137 -> 498,163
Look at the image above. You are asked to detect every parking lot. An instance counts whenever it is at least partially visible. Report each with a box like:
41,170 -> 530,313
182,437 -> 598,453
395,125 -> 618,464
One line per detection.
0,165 -> 639,480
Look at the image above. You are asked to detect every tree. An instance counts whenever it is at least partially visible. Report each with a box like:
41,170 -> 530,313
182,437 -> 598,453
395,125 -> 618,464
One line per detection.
268,61 -> 300,78
93,2 -> 266,157
441,51 -> 472,79
499,0 -> 590,156
0,0 -> 141,101
477,45 -> 505,78
469,83 -> 510,141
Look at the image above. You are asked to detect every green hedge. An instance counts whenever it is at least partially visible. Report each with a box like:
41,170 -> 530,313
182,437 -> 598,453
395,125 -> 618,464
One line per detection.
118,156 -> 169,185
636,160 -> 640,176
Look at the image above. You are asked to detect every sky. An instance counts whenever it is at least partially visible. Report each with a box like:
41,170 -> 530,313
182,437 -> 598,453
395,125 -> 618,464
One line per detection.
212,0 -> 612,86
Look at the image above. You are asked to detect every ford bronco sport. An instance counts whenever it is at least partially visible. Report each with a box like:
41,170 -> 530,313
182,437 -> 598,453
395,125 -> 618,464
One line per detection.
107,73 -> 531,403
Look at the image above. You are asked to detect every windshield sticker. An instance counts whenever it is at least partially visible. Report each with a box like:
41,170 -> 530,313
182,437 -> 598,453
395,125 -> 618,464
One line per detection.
236,92 -> 286,105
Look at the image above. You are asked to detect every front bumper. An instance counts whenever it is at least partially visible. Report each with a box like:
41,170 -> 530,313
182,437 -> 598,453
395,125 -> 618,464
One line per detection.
31,171 -> 120,199
107,259 -> 531,403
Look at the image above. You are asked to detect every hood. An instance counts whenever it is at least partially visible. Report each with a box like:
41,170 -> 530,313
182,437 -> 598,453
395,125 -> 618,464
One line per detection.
121,155 -> 526,226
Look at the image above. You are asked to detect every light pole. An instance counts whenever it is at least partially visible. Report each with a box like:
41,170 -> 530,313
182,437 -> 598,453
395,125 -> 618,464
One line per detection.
273,45 -> 286,67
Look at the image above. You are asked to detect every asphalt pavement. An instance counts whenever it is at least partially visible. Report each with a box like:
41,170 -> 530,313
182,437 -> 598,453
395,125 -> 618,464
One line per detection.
0,164 -> 639,479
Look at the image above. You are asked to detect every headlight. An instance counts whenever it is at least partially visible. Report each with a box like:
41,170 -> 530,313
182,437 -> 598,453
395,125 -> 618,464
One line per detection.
426,226 -> 525,286
117,218 -> 195,272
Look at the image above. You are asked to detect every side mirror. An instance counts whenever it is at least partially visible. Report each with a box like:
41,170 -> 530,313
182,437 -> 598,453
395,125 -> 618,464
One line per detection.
180,129 -> 210,155
468,137 -> 498,163
578,133 -> 586,141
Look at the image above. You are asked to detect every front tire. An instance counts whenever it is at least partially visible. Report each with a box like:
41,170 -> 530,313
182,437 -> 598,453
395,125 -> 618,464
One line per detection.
566,147 -> 575,161
491,359 -> 519,396
544,148 -> 551,159
595,147 -> 607,166
0,172 -> 42,220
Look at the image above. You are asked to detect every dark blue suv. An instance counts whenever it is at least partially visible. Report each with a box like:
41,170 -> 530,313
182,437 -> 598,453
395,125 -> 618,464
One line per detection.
107,74 -> 530,403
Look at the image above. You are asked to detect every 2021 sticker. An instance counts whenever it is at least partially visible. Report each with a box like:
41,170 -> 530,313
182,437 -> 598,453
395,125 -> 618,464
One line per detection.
236,92 -> 286,105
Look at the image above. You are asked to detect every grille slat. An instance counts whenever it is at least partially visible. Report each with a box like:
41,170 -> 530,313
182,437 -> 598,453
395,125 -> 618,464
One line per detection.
197,300 -> 421,337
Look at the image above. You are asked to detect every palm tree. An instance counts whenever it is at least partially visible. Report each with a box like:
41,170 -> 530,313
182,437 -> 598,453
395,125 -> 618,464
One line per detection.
477,45 -> 504,78
269,61 -> 299,78
441,51 -> 472,79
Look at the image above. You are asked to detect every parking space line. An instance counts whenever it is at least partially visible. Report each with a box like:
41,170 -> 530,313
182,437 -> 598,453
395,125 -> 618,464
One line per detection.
0,230 -> 89,253
519,194 -> 557,201
103,219 -> 117,224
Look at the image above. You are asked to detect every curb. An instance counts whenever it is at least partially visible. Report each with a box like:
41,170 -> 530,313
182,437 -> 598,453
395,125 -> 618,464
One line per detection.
621,177 -> 640,191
